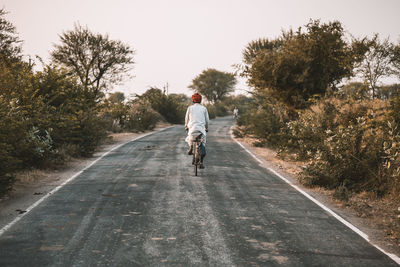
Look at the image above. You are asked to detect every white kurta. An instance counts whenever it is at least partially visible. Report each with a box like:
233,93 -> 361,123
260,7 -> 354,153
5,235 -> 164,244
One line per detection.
185,103 -> 209,145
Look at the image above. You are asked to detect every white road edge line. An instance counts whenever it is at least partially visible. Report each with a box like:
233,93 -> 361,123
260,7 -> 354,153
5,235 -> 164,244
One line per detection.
0,126 -> 175,237
229,127 -> 400,265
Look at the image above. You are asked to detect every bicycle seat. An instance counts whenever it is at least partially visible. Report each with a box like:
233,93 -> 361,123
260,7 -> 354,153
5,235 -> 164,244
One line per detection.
195,134 -> 203,141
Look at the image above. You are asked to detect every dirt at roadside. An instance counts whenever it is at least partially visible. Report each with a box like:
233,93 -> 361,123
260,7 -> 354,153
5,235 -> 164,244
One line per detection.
236,136 -> 400,257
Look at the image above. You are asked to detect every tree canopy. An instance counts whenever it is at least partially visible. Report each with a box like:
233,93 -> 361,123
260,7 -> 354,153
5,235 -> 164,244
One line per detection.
108,91 -> 125,104
51,24 -> 135,101
242,20 -> 364,110
356,34 -> 393,99
189,68 -> 237,103
0,8 -> 22,63
391,41 -> 400,80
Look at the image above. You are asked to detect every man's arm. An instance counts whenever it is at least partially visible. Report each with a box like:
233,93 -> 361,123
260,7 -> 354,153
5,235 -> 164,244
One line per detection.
185,106 -> 190,130
204,107 -> 209,131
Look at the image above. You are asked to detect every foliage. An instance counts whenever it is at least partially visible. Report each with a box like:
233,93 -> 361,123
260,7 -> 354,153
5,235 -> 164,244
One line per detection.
138,87 -> 189,124
241,38 -> 283,67
392,41 -> 400,79
301,115 -> 385,194
189,68 -> 237,103
241,20 -> 363,111
0,95 -> 21,194
204,94 -> 252,120
235,95 -> 289,147
0,10 -> 141,195
51,24 -> 135,100
0,10 -> 28,191
0,59 -> 110,193
337,82 -> 370,100
355,34 -> 394,99
101,91 -> 129,132
235,19 -> 400,197
282,98 -> 392,196
382,120 -> 400,193
204,104 -> 216,119
101,88 -> 190,134
0,8 -> 22,63
108,91 -> 125,103
125,99 -> 161,132
32,65 -> 109,156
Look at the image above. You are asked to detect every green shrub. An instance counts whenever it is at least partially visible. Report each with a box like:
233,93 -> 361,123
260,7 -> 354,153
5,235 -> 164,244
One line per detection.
214,102 -> 228,116
301,116 -> 383,191
125,99 -> 161,132
0,95 -> 24,192
383,94 -> 400,193
76,111 -> 108,156
261,96 -> 397,195
382,121 -> 400,193
139,88 -> 188,124
236,101 -> 288,147
19,127 -> 56,167
205,104 -> 216,119
285,100 -> 338,159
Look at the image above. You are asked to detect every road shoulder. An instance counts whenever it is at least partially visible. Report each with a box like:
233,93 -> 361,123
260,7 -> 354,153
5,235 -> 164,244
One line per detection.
0,123 -> 173,231
233,135 -> 400,259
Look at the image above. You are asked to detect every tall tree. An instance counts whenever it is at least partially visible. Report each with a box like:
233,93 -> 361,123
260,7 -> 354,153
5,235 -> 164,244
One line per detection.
189,68 -> 237,103
235,38 -> 283,79
243,20 -> 362,110
356,34 -> 393,99
242,38 -> 283,67
51,24 -> 135,101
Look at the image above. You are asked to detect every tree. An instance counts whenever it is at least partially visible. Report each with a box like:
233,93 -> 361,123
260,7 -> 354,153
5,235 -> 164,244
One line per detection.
242,20 -> 361,110
189,68 -> 237,103
356,34 -> 393,99
391,41 -> 400,79
235,38 -> 283,80
108,91 -> 125,104
0,8 -> 22,63
0,8 -> 28,98
138,87 -> 188,124
242,38 -> 283,67
51,24 -> 135,101
104,92 -> 128,130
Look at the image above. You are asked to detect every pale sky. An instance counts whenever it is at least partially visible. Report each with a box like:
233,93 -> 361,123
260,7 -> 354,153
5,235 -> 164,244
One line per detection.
2,0 -> 400,97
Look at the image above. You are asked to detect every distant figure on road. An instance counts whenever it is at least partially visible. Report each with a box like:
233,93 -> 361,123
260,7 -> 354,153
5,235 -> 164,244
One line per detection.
233,106 -> 239,120
185,93 -> 209,168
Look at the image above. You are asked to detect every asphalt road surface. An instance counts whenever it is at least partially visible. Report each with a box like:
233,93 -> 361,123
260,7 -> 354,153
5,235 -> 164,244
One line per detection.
0,117 -> 398,266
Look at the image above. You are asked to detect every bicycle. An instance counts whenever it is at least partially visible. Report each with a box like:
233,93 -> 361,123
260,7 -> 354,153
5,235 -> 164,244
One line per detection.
192,133 -> 203,176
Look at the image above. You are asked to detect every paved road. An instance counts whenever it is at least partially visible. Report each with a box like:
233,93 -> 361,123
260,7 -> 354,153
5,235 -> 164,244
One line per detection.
0,117 -> 397,266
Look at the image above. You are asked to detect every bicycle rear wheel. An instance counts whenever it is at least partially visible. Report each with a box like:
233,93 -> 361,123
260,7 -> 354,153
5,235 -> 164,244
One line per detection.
193,143 -> 198,176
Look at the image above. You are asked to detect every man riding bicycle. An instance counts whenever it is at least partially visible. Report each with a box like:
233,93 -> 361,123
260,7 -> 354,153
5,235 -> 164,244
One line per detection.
233,106 -> 239,119
185,93 -> 209,169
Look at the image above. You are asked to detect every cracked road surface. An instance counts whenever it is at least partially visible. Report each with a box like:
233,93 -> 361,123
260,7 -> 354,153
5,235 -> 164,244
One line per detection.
0,117 -> 398,266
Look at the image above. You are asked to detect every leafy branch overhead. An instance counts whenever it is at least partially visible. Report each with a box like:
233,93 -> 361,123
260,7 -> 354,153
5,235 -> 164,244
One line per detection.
51,24 -> 135,99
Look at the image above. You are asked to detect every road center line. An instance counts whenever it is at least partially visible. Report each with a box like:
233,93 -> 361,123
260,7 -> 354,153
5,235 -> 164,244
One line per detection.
229,127 -> 400,265
0,126 -> 175,237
